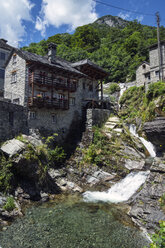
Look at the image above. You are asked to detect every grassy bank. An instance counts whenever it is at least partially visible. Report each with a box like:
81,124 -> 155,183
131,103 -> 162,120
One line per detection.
119,82 -> 165,123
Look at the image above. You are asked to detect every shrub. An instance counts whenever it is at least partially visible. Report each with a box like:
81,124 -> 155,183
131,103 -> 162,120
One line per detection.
148,221 -> 165,248
0,156 -> 13,193
48,146 -> 66,167
3,196 -> 15,212
107,83 -> 120,94
146,82 -> 165,102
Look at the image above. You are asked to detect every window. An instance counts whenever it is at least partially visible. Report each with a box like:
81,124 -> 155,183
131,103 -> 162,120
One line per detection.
142,64 -> 146,69
69,97 -> 75,106
145,73 -> 150,80
52,114 -> 57,123
0,52 -> 5,60
11,72 -> 17,83
155,71 -> 159,76
0,69 -> 4,79
12,55 -> 17,64
29,111 -> 36,119
83,82 -> 86,90
58,94 -> 65,99
13,98 -> 20,105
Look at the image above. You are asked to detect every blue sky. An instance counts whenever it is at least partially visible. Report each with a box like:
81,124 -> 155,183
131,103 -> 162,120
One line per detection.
0,0 -> 165,47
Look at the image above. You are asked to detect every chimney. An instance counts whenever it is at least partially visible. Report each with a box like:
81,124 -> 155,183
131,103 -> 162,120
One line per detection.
48,43 -> 57,63
0,39 -> 8,43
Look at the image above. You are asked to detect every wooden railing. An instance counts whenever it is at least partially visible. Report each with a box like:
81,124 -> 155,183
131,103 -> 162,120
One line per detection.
28,97 -> 69,110
29,72 -> 77,92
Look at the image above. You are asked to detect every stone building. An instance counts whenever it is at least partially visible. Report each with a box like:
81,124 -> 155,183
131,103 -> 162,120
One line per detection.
4,43 -> 108,140
0,98 -> 27,141
149,41 -> 165,83
136,40 -> 165,88
136,62 -> 150,87
0,39 -> 13,94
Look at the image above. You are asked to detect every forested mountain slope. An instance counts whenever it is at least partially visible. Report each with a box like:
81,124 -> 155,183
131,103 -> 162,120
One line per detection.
22,15 -> 165,83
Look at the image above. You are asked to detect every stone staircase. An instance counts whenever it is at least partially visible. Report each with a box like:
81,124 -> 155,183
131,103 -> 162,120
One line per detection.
104,116 -> 122,138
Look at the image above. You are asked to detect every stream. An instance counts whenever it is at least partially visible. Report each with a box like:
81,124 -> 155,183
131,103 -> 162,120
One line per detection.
0,123 -> 155,247
129,124 -> 156,157
0,195 -> 150,248
83,171 -> 150,203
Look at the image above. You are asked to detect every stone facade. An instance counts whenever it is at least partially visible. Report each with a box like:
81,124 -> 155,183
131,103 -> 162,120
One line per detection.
0,39 -> 12,92
86,108 -> 111,130
4,47 -> 107,141
136,41 -> 165,89
4,54 -> 27,106
136,62 -> 150,87
0,99 -> 27,141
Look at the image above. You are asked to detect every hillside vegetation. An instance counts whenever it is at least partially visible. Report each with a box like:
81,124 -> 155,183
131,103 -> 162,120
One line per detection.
119,82 -> 165,123
22,15 -> 165,83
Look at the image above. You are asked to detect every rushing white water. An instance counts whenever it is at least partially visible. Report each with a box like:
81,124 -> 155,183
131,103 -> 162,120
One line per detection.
119,83 -> 127,98
129,124 -> 156,157
83,171 -> 150,203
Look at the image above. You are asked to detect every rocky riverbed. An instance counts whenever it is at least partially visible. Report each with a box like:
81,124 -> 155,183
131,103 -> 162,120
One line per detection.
0,117 -> 165,238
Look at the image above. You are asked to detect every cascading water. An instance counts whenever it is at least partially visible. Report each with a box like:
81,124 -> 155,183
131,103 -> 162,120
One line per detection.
129,124 -> 156,157
119,83 -> 127,98
83,171 -> 150,203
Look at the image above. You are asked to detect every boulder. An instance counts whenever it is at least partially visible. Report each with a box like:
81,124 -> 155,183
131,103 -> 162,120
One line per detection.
22,134 -> 42,147
125,159 -> 145,170
48,168 -> 66,179
123,146 -> 143,158
151,158 -> 165,173
1,139 -> 25,157
87,170 -> 116,185
143,117 -> 165,153
56,179 -> 83,193
129,171 -> 165,233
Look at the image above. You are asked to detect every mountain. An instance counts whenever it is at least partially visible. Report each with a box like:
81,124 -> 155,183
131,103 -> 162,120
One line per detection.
94,15 -> 129,28
22,15 -> 165,83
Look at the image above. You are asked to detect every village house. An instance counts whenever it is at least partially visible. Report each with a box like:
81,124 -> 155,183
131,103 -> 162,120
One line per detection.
4,43 -> 108,140
136,40 -> 165,89
0,39 -> 13,94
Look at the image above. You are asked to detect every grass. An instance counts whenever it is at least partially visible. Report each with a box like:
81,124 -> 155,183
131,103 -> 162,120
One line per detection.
3,196 -> 15,212
119,82 -> 165,123
79,126 -> 137,175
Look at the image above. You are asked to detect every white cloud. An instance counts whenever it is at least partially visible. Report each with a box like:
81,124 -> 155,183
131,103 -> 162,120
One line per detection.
118,12 -> 131,21
0,0 -> 34,47
35,0 -> 98,36
136,15 -> 144,22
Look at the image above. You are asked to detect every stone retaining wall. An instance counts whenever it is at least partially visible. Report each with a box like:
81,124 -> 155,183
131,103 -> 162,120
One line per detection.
0,99 -> 28,141
86,108 -> 111,130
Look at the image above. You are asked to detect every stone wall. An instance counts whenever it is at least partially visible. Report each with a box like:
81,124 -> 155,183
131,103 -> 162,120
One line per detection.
0,99 -> 28,141
136,63 -> 150,87
86,108 -> 111,130
0,47 -> 11,91
149,44 -> 165,69
4,54 -> 27,106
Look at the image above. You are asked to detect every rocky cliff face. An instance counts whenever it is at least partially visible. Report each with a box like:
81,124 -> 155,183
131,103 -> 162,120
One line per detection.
143,117 -> 165,154
94,15 -> 128,28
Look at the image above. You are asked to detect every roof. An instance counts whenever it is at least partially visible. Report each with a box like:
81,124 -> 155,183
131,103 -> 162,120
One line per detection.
5,48 -> 85,78
148,40 -> 165,49
0,39 -> 13,51
137,61 -> 150,68
72,59 -> 109,80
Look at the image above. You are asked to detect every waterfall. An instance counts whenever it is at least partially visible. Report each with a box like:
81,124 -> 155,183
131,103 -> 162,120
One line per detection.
119,83 -> 127,98
83,171 -> 150,203
129,124 -> 156,157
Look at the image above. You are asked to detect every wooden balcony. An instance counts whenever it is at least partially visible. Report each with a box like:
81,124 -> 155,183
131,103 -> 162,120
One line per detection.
28,97 -> 69,110
29,72 -> 77,92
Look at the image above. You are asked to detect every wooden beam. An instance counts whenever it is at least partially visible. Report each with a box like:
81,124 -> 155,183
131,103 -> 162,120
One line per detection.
101,80 -> 103,109
32,71 -> 34,105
